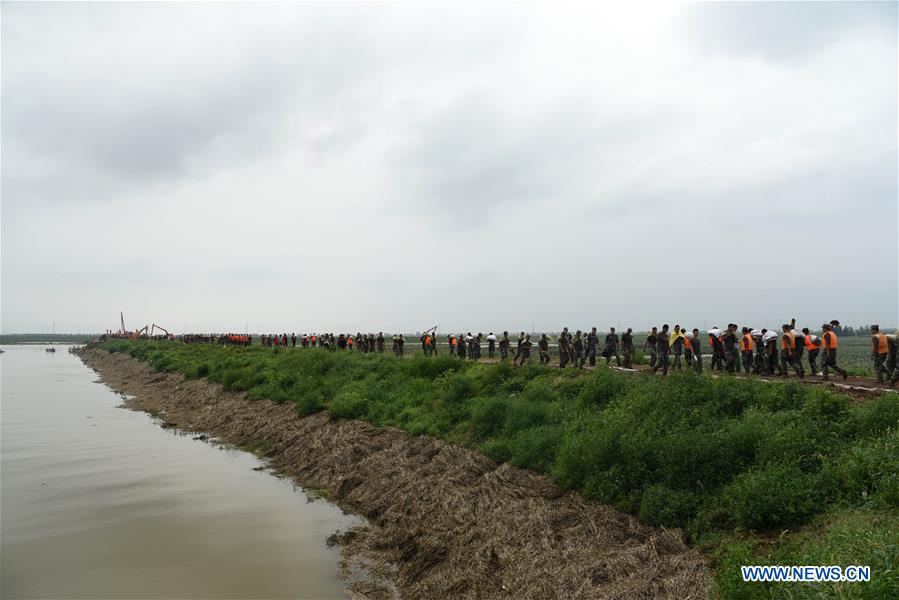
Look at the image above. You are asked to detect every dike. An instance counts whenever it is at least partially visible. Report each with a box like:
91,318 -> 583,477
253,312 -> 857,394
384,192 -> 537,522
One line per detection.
80,348 -> 710,599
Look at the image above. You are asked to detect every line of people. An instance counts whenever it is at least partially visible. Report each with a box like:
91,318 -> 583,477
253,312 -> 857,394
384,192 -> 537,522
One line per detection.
640,319 -> 898,385
143,319 -> 899,386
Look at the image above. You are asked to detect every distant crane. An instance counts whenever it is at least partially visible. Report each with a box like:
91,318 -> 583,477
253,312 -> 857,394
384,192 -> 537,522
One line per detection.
150,323 -> 173,339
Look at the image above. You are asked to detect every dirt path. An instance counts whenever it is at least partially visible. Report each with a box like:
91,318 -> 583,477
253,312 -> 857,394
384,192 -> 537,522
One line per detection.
80,348 -> 709,599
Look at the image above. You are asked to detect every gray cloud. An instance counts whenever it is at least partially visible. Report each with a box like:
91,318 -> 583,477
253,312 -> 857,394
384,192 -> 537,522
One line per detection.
682,1 -> 896,61
2,2 -> 896,333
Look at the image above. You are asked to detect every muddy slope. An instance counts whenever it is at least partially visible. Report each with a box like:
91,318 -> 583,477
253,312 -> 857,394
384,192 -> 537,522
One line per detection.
80,348 -> 710,599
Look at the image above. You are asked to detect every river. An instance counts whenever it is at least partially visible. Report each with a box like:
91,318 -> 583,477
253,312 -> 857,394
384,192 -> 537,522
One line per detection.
1,345 -> 359,599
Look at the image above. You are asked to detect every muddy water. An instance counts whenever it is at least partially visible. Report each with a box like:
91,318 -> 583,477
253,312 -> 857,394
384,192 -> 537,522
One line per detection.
1,345 -> 359,599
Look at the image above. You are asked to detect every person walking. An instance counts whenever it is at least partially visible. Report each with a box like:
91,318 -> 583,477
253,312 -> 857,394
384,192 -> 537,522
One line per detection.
573,330 -> 585,368
820,324 -> 847,380
586,327 -> 599,366
723,324 -> 739,373
670,325 -> 684,371
740,327 -> 754,375
708,328 -> 724,371
690,328 -> 703,373
684,330 -> 694,368
885,333 -> 897,382
514,335 -> 532,366
653,324 -> 670,375
604,327 -> 621,367
761,329 -> 781,375
499,332 -> 512,360
871,325 -> 890,383
621,328 -> 635,368
558,327 -> 571,368
802,328 -> 820,375
487,332 -> 497,359
538,334 -> 550,365
645,327 -> 658,371
780,324 -> 805,378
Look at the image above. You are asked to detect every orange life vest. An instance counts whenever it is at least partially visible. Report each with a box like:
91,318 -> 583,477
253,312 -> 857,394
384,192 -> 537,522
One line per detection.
822,331 -> 838,349
450,337 -> 457,346
874,333 -> 888,354
781,331 -> 796,350
805,336 -> 819,351
425,335 -> 431,346
684,337 -> 692,351
741,334 -> 754,351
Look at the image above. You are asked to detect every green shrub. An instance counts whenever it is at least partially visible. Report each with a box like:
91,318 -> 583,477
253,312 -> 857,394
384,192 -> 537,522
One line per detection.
723,462 -> 828,529
329,389 -> 368,420
482,437 -> 513,463
508,426 -> 563,472
825,429 -> 899,507
296,390 -> 325,416
639,484 -> 700,528
503,399 -> 555,436
471,397 -> 509,440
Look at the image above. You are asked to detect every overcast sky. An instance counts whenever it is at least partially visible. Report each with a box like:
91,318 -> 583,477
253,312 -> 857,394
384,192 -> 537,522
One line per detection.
2,1 -> 896,334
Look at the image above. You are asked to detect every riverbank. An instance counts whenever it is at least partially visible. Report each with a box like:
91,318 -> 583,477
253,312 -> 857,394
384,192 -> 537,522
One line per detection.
80,347 -> 709,599
89,341 -> 898,598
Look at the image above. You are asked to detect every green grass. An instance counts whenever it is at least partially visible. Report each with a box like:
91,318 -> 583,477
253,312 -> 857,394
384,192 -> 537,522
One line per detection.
102,340 -> 898,597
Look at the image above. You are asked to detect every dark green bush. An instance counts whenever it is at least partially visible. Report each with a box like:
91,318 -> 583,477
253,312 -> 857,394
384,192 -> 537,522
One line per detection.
471,396 -> 509,440
639,484 -> 700,528
508,426 -> 562,472
723,462 -> 827,529
824,429 -> 899,507
329,389 -> 368,420
296,390 -> 325,416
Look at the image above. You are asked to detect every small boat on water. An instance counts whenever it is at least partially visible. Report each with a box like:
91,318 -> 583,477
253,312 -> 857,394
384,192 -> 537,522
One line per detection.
45,347 -> 56,353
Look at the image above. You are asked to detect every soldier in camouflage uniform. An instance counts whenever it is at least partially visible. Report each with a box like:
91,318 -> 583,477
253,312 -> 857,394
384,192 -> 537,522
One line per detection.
573,330 -> 585,368
690,328 -> 703,374
751,331 -> 765,374
586,327 -> 599,366
558,327 -> 571,368
652,324 -> 670,376
645,327 -> 658,371
621,328 -> 635,368
539,334 -> 550,364
723,324 -> 739,373
670,325 -> 684,371
499,331 -> 512,360
514,335 -> 533,366
604,327 -> 621,367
